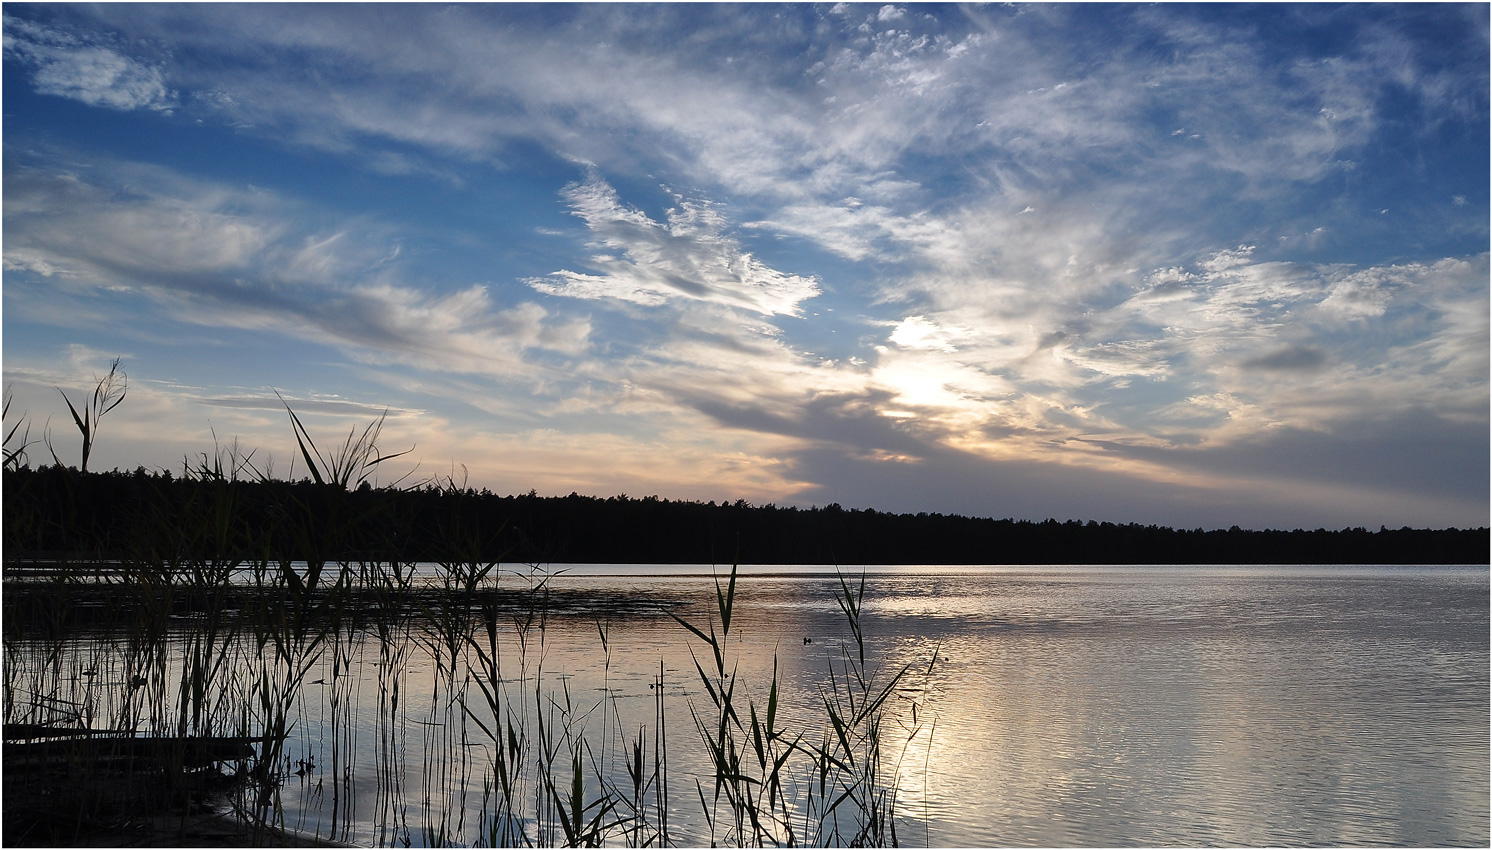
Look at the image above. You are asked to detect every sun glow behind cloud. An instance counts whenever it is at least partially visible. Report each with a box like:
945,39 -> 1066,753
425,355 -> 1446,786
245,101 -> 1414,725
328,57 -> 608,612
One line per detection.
2,3 -> 1486,529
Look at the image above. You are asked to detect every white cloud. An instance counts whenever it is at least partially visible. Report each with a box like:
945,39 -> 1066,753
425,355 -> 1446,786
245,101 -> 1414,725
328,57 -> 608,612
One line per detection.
3,157 -> 591,383
1198,245 -> 1256,273
846,240 -> 1490,473
3,4 -> 1484,526
888,315 -> 964,352
3,164 -> 278,278
749,199 -> 950,262
529,175 -> 820,316
22,3 -> 1421,280
3,15 -> 175,111
1316,266 -> 1405,321
2,248 -> 70,278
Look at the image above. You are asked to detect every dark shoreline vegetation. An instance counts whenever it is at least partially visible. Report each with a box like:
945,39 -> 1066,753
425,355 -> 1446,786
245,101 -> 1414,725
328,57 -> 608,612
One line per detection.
4,464 -> 1486,566
1,393 -> 1484,847
4,428 -> 939,847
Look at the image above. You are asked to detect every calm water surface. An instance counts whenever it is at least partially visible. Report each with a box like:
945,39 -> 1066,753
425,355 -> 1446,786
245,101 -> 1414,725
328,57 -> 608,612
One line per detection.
262,564 -> 1490,847
28,563 -> 1482,846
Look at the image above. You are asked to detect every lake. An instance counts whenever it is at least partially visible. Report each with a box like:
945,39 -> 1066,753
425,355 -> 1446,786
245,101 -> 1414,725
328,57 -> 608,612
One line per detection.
8,563 -> 1488,846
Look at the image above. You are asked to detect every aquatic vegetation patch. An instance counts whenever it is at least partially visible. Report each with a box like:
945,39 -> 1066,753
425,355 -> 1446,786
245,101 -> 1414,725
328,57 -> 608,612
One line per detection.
2,407 -> 938,847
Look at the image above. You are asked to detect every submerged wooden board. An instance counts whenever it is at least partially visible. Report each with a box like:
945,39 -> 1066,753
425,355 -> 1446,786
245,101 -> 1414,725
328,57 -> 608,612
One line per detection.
3,733 -> 262,770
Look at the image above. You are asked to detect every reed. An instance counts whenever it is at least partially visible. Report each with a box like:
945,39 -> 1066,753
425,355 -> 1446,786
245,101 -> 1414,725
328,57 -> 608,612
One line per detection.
3,390 -> 36,473
51,358 -> 127,474
2,399 -> 939,847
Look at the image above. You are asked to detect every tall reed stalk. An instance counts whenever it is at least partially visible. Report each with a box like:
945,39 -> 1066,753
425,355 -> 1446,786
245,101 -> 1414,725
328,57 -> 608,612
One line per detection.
4,399 -> 941,847
52,358 -> 126,474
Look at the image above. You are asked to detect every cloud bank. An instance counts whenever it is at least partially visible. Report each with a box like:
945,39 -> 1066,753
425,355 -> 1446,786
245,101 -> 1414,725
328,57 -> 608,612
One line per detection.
2,4 -> 1485,529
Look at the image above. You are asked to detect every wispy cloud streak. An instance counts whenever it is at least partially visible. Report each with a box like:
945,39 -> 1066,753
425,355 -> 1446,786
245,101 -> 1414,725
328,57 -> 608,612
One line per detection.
2,3 -> 1484,527
529,175 -> 820,316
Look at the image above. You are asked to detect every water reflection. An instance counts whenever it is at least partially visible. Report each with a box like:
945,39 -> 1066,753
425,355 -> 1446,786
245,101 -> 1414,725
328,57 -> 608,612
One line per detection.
6,564 -> 1487,846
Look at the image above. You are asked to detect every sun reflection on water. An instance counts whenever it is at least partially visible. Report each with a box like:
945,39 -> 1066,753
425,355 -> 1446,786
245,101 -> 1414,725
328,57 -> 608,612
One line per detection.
8,564 -> 1486,847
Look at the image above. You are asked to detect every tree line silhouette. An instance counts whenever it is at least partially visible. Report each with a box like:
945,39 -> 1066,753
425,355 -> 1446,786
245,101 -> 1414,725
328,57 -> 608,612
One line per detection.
5,465 -> 1485,566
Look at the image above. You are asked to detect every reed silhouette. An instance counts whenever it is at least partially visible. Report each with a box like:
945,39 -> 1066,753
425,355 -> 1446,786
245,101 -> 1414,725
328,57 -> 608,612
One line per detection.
3,401 -> 936,847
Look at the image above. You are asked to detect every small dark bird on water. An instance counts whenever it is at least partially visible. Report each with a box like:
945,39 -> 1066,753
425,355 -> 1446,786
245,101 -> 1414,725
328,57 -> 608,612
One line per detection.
803,637 -> 812,644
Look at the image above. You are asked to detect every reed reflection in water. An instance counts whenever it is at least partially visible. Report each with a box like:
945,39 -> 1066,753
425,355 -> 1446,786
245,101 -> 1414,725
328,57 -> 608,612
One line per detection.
5,563 -> 1487,847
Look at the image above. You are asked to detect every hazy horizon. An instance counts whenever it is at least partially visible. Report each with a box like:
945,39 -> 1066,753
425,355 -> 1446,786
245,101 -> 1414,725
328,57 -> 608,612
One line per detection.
3,3 -> 1487,530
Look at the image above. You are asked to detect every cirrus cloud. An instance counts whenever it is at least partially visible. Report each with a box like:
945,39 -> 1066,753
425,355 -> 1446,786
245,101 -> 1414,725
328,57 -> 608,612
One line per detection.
3,15 -> 175,111
528,174 -> 820,317
2,3 -> 1484,529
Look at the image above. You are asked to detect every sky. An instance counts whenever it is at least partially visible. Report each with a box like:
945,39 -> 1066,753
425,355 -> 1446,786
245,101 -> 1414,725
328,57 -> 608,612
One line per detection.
2,2 -> 1488,531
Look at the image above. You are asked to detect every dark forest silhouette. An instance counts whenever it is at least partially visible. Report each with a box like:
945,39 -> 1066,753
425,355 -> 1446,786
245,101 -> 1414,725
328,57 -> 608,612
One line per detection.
5,465 -> 1485,566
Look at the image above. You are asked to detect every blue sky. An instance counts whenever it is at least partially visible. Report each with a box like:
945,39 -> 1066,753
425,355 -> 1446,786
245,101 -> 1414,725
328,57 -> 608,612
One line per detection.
3,3 -> 1487,530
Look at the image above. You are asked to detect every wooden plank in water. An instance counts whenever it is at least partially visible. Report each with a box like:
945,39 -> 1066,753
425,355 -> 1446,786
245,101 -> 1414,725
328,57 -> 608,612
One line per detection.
3,734 -> 264,770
